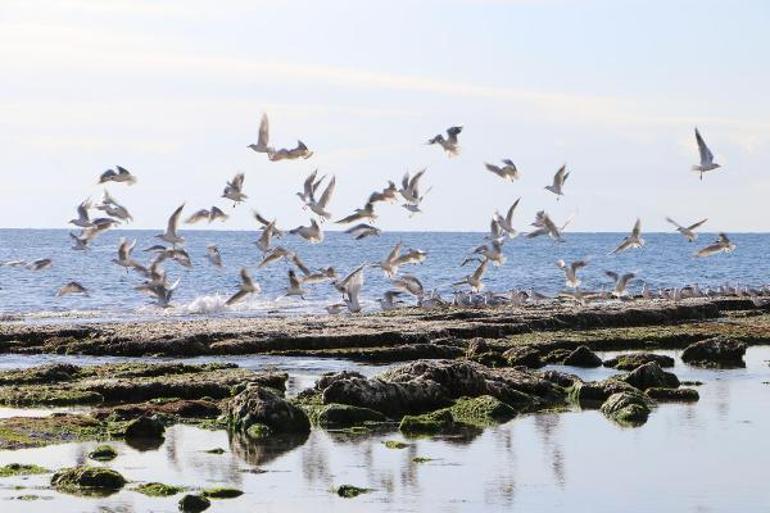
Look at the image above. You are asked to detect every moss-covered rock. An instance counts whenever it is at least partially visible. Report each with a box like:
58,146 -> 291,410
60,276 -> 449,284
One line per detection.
179,493 -> 211,512
225,385 -> 310,436
681,337 -> 747,368
562,346 -> 602,368
124,416 -> 165,440
619,362 -> 680,390
399,410 -> 454,435
603,353 -> 675,370
88,445 -> 118,461
335,484 -> 370,498
0,463 -> 49,478
600,392 -> 651,426
568,379 -> 637,408
449,395 -> 516,427
383,440 -> 410,449
50,466 -> 126,496
0,414 -> 112,450
412,457 -> 433,463
245,423 -> 273,439
312,404 -> 387,428
645,387 -> 699,402
202,487 -> 243,499
133,482 -> 184,496
502,347 -> 544,368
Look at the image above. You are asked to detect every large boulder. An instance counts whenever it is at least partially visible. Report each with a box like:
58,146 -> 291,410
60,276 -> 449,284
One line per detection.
600,392 -> 651,426
225,385 -> 310,435
681,337 -> 746,368
125,415 -> 165,440
620,362 -> 680,390
562,346 -> 602,368
318,360 -> 565,417
603,353 -> 675,370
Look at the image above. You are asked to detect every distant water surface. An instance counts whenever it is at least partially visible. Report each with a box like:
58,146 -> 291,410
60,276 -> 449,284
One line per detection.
0,229 -> 764,323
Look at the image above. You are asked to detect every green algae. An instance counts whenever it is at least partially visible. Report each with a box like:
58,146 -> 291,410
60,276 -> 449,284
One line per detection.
202,487 -> 244,499
88,444 -> 118,461
0,463 -> 50,478
335,484 -> 371,498
133,482 -> 185,497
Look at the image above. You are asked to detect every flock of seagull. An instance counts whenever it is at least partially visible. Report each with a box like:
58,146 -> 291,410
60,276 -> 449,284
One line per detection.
2,117 -> 749,314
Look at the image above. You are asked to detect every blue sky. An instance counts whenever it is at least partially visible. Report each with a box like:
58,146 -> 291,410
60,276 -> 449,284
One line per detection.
2,0 -> 769,232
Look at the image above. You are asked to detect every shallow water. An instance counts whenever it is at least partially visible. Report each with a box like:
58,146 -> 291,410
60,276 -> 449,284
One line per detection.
1,348 -> 769,512
0,229 -> 765,323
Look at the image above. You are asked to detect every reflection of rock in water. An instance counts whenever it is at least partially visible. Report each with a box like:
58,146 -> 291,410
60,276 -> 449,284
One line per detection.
301,432 -> 331,485
436,426 -> 484,446
125,436 -> 164,451
229,430 -> 309,467
533,413 -> 566,487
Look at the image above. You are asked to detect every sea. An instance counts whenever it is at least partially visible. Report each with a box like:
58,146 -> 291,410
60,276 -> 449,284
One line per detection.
0,229 -> 764,323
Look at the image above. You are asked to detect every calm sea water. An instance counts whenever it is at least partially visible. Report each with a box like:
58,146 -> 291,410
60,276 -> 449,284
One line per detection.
0,347 -> 769,512
0,229 -> 765,322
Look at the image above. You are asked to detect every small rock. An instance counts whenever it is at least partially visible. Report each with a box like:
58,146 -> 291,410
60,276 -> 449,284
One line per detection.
335,484 -> 370,498
383,440 -> 410,449
399,410 -> 454,435
645,387 -> 699,402
134,482 -> 184,497
314,404 -> 387,428
202,487 -> 243,499
620,362 -> 680,390
50,466 -> 126,496
88,445 -> 117,462
568,379 -> 637,407
541,349 -> 572,364
600,392 -> 651,426
501,347 -> 544,368
562,346 -> 602,368
681,337 -> 747,368
225,385 -> 310,435
179,493 -> 211,512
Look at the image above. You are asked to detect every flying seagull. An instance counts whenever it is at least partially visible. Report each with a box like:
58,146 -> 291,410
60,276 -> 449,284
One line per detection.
692,128 -> 721,180
557,259 -> 588,289
96,190 -> 133,222
545,165 -> 569,199
226,268 -> 261,305
344,223 -> 381,240
494,198 -> 521,238
98,166 -> 136,185
222,173 -> 247,206
695,233 -> 736,257
605,271 -> 636,298
428,126 -> 462,156
289,219 -> 324,243
156,204 -> 185,247
335,203 -> 377,224
206,244 -> 223,268
57,281 -> 89,297
485,160 -> 520,181
666,217 -> 708,242
247,114 -> 314,161
611,219 -> 644,254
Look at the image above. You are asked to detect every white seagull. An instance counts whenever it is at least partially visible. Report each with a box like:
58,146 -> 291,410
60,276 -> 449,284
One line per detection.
692,128 -> 721,180
611,219 -> 644,254
545,165 -> 569,199
666,217 -> 708,242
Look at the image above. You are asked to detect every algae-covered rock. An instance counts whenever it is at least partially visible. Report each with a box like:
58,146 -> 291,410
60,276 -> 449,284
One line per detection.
335,484 -> 370,498
245,423 -> 273,439
603,353 -> 675,370
202,487 -> 243,499
125,416 -> 165,440
50,466 -> 126,496
540,370 -> 581,388
134,482 -> 184,497
399,409 -> 454,435
600,392 -> 651,426
541,348 -> 572,364
225,385 -> 310,435
0,463 -> 49,478
88,445 -> 118,461
313,403 -> 387,428
502,347 -> 544,368
449,395 -> 516,427
620,362 -> 680,390
645,387 -> 699,402
383,440 -> 410,449
465,338 -> 507,367
568,379 -> 637,408
179,493 -> 211,512
0,414 -> 111,450
681,337 -> 747,368
562,346 -> 602,368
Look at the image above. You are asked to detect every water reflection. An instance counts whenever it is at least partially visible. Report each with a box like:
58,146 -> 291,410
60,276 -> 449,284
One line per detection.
0,347 -> 769,512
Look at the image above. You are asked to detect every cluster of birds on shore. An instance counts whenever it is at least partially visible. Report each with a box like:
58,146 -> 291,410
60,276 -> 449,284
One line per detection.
1,116 -> 746,313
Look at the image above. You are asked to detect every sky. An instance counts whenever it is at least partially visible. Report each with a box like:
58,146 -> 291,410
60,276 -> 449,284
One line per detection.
1,0 -> 769,233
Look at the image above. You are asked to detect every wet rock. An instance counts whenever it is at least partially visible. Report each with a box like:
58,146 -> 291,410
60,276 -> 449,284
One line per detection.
449,395 -> 516,427
502,347 -> 544,368
313,404 -> 387,428
620,362 -> 680,390
603,353 -> 675,370
0,463 -> 49,477
0,363 -> 81,385
645,387 -> 699,402
569,379 -> 637,408
562,346 -> 602,368
225,385 -> 310,435
134,482 -> 184,497
125,416 -> 165,440
540,370 -> 581,388
88,445 -> 117,461
98,399 -> 221,421
50,466 -> 126,496
383,440 -> 410,449
202,487 -> 243,499
399,410 -> 454,435
466,338 -> 507,367
600,392 -> 651,426
335,484 -> 370,498
0,414 -> 109,450
541,348 -> 572,364
681,337 -> 747,368
179,493 -> 211,512
315,371 -> 367,391
320,360 -> 565,417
